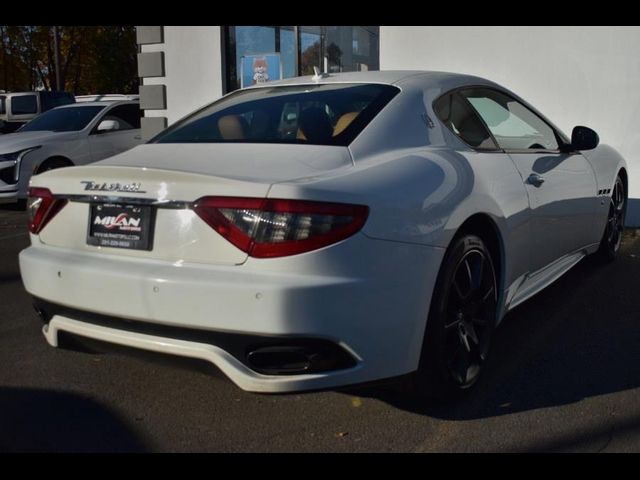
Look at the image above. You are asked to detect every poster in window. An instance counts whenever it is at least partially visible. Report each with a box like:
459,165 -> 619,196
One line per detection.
240,53 -> 283,88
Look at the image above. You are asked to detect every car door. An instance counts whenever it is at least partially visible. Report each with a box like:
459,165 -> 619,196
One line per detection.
88,103 -> 142,161
432,90 -> 533,292
461,87 -> 598,273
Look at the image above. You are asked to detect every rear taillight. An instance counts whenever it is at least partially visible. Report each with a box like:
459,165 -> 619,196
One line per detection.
27,187 -> 67,234
193,197 -> 369,258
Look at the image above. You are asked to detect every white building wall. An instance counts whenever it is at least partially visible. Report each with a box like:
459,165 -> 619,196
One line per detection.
142,26 -> 223,125
380,26 -> 640,225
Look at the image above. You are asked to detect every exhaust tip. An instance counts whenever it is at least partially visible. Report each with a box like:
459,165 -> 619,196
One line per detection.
247,346 -> 311,375
246,342 -> 357,375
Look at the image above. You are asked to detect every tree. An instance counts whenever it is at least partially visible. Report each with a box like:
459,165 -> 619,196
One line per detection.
300,40 -> 321,76
0,26 -> 139,94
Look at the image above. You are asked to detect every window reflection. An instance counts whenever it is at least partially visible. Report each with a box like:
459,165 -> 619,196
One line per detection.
225,26 -> 380,92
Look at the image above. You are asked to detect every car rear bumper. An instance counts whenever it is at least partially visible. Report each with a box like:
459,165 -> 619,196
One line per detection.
19,238 -> 445,392
38,308 -> 361,393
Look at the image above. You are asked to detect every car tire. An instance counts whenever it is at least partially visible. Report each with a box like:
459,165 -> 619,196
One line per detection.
411,234 -> 498,401
36,157 -> 72,174
597,174 -> 626,262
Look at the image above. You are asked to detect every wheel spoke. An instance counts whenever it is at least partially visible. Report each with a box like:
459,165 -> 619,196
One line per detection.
444,317 -> 461,329
466,322 -> 480,346
450,344 -> 471,385
482,285 -> 495,301
464,259 -> 474,294
613,179 -> 625,212
605,178 -> 625,251
605,180 -> 624,250
460,333 -> 471,353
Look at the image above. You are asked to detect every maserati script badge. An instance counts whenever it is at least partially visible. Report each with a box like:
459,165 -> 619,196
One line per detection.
81,181 -> 146,194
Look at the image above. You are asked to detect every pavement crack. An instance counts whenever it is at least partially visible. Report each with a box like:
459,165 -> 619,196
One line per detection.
596,429 -> 613,453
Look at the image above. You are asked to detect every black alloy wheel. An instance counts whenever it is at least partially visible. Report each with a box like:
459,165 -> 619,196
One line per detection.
443,246 -> 496,387
414,234 -> 498,400
599,175 -> 626,261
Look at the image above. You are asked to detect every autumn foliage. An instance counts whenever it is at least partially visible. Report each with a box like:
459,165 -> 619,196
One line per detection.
0,26 -> 138,95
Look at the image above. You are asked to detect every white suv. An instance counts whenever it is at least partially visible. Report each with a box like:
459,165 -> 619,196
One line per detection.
0,91 -> 75,134
0,100 -> 143,203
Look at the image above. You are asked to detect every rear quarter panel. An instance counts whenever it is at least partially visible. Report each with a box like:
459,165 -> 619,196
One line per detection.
268,146 -> 530,295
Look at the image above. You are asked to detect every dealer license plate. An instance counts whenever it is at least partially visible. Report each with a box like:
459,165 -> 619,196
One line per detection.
87,203 -> 154,251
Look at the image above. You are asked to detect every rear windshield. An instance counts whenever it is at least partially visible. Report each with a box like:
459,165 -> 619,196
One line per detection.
153,83 -> 400,146
20,105 -> 105,132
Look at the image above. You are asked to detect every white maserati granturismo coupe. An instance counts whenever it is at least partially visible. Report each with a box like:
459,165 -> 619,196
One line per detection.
18,71 -> 628,399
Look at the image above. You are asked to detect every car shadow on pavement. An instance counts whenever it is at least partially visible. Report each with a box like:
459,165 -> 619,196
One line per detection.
0,387 -> 148,452
345,235 -> 640,421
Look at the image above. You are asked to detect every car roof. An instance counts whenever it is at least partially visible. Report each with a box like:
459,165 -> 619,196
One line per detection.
55,100 -> 140,109
245,70 -> 494,89
75,94 -> 140,102
0,91 -> 39,96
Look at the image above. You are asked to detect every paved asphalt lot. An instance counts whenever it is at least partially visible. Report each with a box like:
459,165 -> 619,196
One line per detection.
1,203 -> 640,452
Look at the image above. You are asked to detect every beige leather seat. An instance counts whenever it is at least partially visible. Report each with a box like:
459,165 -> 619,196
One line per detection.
297,111 -> 360,141
333,111 -> 359,136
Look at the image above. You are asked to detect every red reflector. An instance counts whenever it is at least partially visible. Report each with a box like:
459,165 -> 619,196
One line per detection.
193,197 -> 369,258
27,187 -> 67,234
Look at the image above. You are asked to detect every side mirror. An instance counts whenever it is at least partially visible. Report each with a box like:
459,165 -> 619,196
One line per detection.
571,126 -> 599,151
97,119 -> 119,133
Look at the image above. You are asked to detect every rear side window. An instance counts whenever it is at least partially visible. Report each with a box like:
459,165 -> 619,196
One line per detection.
461,88 -> 559,151
153,83 -> 399,146
0,96 -> 5,115
433,92 -> 498,150
11,95 -> 38,115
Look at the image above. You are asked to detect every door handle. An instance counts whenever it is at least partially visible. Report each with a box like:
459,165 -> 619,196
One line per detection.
134,135 -> 142,140
527,173 -> 545,187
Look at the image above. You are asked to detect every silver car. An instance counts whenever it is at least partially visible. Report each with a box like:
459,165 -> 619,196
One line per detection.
0,100 -> 142,203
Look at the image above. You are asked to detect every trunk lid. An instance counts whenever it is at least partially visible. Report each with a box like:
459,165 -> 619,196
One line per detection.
30,143 -> 352,266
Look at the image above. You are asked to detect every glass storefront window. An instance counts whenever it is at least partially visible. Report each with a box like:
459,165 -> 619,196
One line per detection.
280,28 -> 296,79
234,27 -> 276,73
224,26 -> 380,93
299,26 -> 322,76
325,26 -> 379,74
